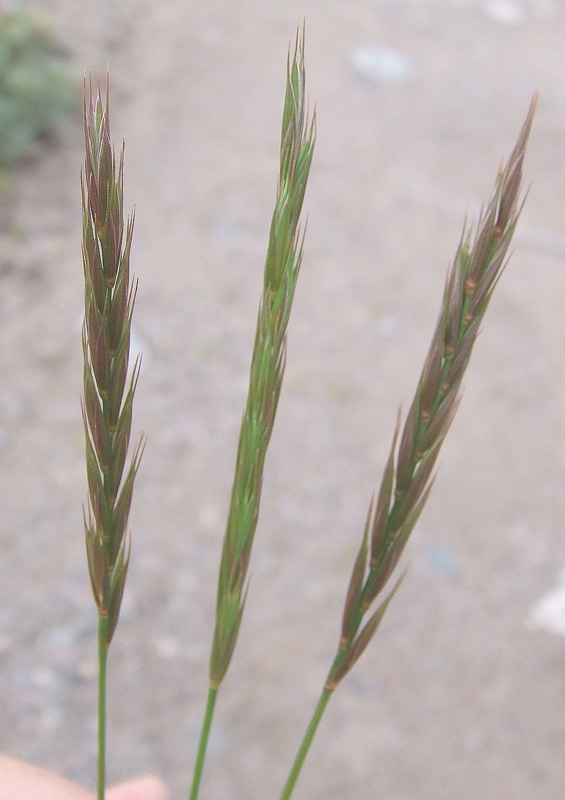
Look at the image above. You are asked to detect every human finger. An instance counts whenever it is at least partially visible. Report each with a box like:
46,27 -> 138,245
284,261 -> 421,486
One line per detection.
106,775 -> 170,800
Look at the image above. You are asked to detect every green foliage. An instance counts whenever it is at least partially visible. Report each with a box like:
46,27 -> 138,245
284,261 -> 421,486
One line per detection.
0,8 -> 76,165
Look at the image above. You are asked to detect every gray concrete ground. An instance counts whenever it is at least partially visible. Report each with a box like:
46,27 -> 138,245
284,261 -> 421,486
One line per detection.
1,1 -> 565,798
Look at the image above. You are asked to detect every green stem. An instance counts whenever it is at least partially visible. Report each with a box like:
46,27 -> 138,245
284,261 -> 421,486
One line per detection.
279,688 -> 332,800
189,685 -> 219,800
97,617 -> 108,800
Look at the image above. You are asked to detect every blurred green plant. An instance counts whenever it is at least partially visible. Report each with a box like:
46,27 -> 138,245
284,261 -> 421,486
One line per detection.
0,8 -> 76,166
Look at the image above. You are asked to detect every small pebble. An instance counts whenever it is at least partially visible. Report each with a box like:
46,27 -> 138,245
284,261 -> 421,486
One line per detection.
198,504 -> 220,532
482,1 -> 527,25
155,635 -> 180,660
210,217 -> 245,241
0,427 -> 9,451
350,45 -> 414,84
423,543 -> 461,578
130,324 -> 149,366
373,315 -> 399,339
30,666 -> 56,689
40,707 -> 62,732
75,658 -> 97,680
529,571 -> 565,636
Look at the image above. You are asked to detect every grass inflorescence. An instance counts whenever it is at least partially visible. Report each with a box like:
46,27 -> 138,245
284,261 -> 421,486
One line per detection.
211,27 -> 315,691
329,91 -> 538,691
81,75 -> 143,800
188,28 -> 316,800
277,91 -> 538,800
78,25 -> 538,800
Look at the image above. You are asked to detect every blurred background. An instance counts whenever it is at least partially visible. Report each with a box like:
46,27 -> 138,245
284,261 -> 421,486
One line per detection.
1,1 -> 565,798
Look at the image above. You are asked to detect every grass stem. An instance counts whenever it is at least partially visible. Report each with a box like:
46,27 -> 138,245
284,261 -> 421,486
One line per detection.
188,687 -> 218,800
96,618 -> 108,800
278,689 -> 332,800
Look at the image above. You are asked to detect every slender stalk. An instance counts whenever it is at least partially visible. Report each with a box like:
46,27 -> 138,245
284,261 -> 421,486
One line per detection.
96,618 -> 108,800
278,93 -> 538,800
188,26 -> 315,800
188,687 -> 218,800
278,689 -> 331,800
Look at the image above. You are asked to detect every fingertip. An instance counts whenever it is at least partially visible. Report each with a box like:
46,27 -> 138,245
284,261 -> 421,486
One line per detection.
106,775 -> 169,800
